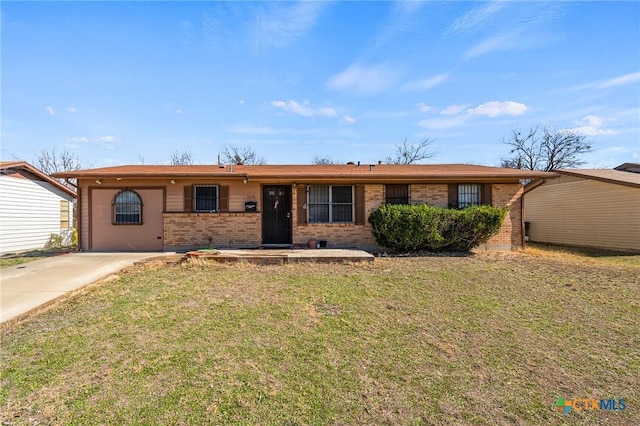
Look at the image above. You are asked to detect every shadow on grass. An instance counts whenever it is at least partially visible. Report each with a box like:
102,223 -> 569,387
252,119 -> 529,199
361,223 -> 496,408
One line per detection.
528,242 -> 639,258
0,248 -> 77,268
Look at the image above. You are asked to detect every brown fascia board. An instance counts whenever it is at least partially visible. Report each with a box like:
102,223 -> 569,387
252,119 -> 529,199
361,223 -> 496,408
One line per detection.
53,165 -> 554,183
70,174 -> 541,184
2,161 -> 77,197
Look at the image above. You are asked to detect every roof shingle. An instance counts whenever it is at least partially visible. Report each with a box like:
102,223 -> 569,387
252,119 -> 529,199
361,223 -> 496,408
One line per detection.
52,163 -> 554,182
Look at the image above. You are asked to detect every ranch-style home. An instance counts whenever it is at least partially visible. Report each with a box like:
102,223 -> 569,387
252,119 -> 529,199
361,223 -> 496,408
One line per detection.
53,163 -> 553,252
0,161 -> 76,254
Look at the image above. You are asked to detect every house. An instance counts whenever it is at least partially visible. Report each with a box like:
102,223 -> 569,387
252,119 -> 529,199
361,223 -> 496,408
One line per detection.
52,163 -> 553,252
0,161 -> 77,254
525,164 -> 640,253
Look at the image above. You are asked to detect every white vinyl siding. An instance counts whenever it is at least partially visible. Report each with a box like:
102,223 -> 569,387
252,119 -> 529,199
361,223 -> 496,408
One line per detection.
526,176 -> 640,252
0,175 -> 74,253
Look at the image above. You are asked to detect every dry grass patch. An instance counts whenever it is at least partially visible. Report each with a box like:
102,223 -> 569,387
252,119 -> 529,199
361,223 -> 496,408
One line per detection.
1,250 -> 639,425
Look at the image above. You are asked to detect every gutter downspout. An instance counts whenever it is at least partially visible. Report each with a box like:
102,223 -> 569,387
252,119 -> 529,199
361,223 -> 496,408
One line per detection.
521,192 -> 525,251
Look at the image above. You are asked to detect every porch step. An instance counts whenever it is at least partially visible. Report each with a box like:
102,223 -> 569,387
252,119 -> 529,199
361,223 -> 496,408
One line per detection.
185,249 -> 374,264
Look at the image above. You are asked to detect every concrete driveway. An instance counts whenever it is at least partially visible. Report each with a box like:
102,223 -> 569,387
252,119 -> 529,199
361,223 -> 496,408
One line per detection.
0,252 -> 166,323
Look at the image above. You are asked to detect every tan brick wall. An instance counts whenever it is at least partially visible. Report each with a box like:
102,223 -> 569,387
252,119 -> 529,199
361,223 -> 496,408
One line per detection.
163,212 -> 261,249
484,184 -> 524,250
292,184 -> 383,249
411,184 -> 448,207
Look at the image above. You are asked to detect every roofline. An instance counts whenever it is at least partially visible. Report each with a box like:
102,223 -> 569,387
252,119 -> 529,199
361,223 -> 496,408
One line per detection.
556,169 -> 640,189
1,161 -> 77,197
52,164 -> 556,181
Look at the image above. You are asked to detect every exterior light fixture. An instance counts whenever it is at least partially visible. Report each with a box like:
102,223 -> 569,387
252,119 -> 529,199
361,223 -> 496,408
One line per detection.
243,176 -> 248,184
96,179 -> 102,184
170,179 -> 176,184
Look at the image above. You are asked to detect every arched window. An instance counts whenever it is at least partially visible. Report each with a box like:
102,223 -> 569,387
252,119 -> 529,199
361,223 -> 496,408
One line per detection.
113,190 -> 142,225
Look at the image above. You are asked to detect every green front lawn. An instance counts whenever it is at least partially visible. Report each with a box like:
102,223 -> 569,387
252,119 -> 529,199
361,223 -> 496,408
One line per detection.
0,256 -> 46,269
1,250 -> 638,425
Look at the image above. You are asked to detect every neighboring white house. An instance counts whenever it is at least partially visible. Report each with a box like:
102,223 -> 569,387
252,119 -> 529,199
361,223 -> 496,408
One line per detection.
0,161 -> 77,254
525,164 -> 640,253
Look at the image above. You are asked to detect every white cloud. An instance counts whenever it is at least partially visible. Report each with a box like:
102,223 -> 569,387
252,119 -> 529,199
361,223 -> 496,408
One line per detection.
440,104 -> 468,115
342,115 -> 356,125
460,4 -> 561,60
417,115 -> 470,130
403,73 -> 450,91
271,100 -> 336,118
599,71 -> 640,88
416,103 -> 434,113
95,136 -> 118,143
467,101 -> 528,117
564,115 -> 617,136
583,115 -> 604,127
464,30 -> 523,59
67,107 -> 77,113
66,136 -> 89,143
239,99 -> 246,104
175,109 -> 184,114
45,106 -> 55,115
326,64 -> 399,95
447,1 -> 507,35
250,2 -> 326,52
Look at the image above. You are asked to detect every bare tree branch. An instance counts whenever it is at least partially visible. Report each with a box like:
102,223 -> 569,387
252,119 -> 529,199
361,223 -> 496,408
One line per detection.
312,155 -> 339,165
385,138 -> 438,164
500,126 -> 592,172
36,147 -> 82,175
221,145 -> 266,165
170,150 -> 194,165
34,147 -> 82,190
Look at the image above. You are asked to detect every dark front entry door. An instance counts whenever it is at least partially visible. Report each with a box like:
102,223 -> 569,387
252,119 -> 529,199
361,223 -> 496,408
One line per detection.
262,186 -> 292,245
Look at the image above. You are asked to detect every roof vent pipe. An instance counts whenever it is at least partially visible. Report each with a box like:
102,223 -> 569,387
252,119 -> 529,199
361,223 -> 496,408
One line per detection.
230,164 -> 233,173
357,161 -> 361,167
369,164 -> 374,171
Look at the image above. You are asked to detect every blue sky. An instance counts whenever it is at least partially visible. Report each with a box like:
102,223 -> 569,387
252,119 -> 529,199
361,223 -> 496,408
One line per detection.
2,1 -> 639,168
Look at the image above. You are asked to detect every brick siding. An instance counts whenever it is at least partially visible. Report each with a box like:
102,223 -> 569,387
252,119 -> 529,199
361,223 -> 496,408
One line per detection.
163,212 -> 261,250
162,183 -> 524,251
485,184 -> 523,250
411,184 -> 448,207
292,184 -> 383,249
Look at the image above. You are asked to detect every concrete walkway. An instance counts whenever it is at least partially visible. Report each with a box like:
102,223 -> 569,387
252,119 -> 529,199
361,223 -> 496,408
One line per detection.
0,252 -> 164,323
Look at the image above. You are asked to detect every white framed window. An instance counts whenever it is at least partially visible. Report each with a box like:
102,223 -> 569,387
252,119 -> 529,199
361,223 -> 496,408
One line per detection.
307,185 -> 354,223
194,185 -> 218,212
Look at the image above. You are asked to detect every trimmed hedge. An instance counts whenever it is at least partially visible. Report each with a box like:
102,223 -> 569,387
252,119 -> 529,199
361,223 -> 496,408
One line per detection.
368,204 -> 508,252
